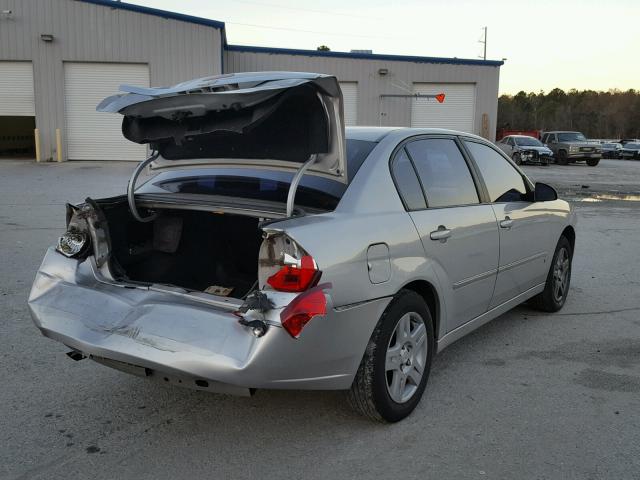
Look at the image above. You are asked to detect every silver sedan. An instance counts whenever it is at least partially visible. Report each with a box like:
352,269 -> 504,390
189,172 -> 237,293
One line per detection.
29,72 -> 576,422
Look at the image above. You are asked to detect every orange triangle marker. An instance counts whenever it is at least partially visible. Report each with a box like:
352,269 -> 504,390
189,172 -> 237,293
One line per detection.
435,93 -> 446,103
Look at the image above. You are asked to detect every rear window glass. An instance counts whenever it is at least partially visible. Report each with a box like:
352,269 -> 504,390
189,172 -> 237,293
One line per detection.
391,149 -> 427,210
406,139 -> 479,207
144,139 -> 377,211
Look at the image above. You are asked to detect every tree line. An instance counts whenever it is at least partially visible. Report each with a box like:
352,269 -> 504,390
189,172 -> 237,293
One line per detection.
498,89 -> 640,139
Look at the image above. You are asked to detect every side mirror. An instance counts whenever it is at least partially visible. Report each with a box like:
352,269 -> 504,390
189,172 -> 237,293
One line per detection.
535,182 -> 558,202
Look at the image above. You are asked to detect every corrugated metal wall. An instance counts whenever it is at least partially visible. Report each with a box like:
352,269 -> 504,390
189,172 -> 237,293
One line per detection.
0,0 -> 223,161
225,50 -> 500,140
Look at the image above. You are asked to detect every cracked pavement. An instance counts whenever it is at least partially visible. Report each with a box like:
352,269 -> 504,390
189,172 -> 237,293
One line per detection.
1,158 -> 639,479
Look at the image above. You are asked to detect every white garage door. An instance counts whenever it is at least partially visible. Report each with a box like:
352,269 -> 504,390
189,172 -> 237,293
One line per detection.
411,83 -> 476,133
64,63 -> 149,161
339,82 -> 358,126
0,62 -> 35,116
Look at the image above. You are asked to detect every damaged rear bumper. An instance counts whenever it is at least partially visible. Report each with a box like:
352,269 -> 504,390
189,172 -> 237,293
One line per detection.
28,248 -> 390,394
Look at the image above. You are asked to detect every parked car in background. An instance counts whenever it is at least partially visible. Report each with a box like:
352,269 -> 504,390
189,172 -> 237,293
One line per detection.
600,141 -> 623,159
28,72 -> 577,423
621,142 -> 640,160
496,135 -> 553,165
541,131 -> 601,166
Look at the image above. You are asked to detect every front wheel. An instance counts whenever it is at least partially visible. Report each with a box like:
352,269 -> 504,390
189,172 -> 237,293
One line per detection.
531,236 -> 573,312
556,150 -> 569,165
348,290 -> 434,422
586,158 -> 600,167
513,153 -> 523,165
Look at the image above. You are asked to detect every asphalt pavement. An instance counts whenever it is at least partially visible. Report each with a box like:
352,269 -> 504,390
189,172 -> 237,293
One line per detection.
1,158 -> 639,480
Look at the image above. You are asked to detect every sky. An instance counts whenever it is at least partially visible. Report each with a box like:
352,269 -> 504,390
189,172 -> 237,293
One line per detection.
127,0 -> 639,95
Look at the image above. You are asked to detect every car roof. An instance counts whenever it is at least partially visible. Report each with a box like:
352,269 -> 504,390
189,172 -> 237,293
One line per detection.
345,126 -> 488,143
346,127 -> 400,142
545,131 -> 581,134
507,135 -> 539,139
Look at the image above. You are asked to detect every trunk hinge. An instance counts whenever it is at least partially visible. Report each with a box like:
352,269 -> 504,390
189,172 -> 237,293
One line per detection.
286,154 -> 317,217
127,151 -> 159,223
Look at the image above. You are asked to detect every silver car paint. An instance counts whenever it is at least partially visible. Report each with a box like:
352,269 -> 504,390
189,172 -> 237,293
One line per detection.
28,127 -> 577,394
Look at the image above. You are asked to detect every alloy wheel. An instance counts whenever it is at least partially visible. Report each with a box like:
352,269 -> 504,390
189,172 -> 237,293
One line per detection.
553,247 -> 570,303
385,312 -> 428,403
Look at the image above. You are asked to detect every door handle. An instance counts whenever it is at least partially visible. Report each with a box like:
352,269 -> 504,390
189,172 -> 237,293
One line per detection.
500,217 -> 514,229
430,225 -> 452,242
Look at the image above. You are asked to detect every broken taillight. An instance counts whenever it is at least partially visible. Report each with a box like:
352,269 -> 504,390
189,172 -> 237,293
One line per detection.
280,286 -> 327,338
56,203 -> 90,259
259,233 -> 321,293
267,255 -> 321,292
56,230 -> 89,258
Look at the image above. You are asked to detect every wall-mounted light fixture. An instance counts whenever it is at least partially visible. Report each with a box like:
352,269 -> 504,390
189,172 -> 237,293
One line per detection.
40,34 -> 54,42
378,68 -> 389,76
1,9 -> 13,18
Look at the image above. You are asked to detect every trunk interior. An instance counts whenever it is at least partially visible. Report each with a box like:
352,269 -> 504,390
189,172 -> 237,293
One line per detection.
100,201 -> 263,299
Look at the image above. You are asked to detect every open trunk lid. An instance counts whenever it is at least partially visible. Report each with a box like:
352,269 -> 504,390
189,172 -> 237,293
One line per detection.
97,72 -> 347,183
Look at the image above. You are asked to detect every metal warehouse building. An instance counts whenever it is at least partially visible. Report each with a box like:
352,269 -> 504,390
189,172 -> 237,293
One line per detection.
0,0 -> 503,162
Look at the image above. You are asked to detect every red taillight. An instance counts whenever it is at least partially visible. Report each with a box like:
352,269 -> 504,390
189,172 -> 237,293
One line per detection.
280,286 -> 328,338
267,255 -> 321,292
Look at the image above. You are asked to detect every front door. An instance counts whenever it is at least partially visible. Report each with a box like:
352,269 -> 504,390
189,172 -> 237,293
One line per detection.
463,140 -> 551,308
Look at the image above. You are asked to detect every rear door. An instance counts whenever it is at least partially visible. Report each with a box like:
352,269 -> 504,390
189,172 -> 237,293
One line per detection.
392,136 -> 499,331
463,140 -> 551,307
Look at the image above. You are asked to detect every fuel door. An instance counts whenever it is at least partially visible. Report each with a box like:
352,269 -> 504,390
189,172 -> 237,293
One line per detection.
367,243 -> 391,284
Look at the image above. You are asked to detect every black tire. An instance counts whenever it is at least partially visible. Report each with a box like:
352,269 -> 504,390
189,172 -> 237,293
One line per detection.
556,150 -> 569,165
348,290 -> 434,423
513,153 -> 522,165
531,236 -> 573,312
586,158 -> 600,167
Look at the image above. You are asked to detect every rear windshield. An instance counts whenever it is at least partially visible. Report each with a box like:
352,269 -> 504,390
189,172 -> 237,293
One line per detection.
142,139 -> 377,211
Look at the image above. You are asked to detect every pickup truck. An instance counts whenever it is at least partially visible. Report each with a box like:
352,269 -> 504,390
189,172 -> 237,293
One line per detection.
540,131 -> 601,166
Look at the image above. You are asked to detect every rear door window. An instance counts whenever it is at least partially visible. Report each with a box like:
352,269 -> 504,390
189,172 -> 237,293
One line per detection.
405,138 -> 480,208
390,149 -> 427,210
464,141 -> 529,203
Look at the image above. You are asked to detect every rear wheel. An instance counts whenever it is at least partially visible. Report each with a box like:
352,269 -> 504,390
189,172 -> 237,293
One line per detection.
556,150 -> 569,165
348,290 -> 434,422
586,158 -> 600,167
531,236 -> 572,312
